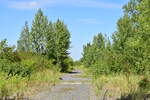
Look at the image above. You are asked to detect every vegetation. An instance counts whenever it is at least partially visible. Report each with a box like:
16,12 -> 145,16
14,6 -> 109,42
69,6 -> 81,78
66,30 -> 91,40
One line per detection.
81,0 -> 150,99
0,8 -> 71,99
17,9 -> 71,72
0,0 -> 150,99
0,39 -> 61,99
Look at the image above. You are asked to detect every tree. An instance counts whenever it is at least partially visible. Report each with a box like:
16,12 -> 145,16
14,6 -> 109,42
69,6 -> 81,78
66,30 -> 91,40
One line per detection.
82,33 -> 106,67
0,39 -> 8,56
30,8 -> 49,54
82,43 -> 93,67
45,22 -> 55,59
0,39 -> 19,62
16,9 -> 71,72
17,21 -> 31,52
53,19 -> 71,71
112,0 -> 150,74
81,0 -> 150,75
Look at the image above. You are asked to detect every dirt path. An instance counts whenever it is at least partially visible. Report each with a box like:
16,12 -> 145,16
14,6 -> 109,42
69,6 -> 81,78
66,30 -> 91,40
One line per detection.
31,70 -> 99,100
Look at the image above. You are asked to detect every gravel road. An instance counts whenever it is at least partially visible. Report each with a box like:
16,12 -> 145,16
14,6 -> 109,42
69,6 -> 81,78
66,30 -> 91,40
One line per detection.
31,70 -> 100,100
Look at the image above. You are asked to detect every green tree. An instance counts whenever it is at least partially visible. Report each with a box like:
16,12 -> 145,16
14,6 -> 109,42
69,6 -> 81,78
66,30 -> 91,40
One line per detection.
0,39 -> 8,56
111,0 -> 150,74
132,0 -> 150,75
82,43 -> 93,67
53,19 -> 71,72
17,21 -> 31,52
45,22 -> 55,59
82,33 -> 106,67
30,8 -> 49,54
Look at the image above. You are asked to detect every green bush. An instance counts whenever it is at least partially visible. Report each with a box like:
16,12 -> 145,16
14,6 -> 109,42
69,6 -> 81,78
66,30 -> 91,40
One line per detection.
0,59 -> 32,77
61,57 -> 74,72
0,51 -> 56,77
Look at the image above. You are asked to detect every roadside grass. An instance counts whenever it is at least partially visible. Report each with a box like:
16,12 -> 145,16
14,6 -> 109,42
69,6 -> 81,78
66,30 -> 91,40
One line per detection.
72,65 -> 150,99
93,74 -> 150,99
25,69 -> 61,97
30,69 -> 60,84
0,69 -> 61,99
74,65 -> 92,78
0,51 -> 62,99
0,72 -> 28,99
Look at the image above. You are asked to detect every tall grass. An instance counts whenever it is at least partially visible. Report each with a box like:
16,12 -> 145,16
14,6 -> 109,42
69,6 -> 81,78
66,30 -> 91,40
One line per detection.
93,74 -> 150,100
0,69 -> 61,99
0,72 -> 28,99
25,69 -> 61,97
0,52 -> 61,99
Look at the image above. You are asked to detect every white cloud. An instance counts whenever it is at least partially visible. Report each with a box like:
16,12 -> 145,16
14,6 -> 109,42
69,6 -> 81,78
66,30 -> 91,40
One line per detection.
6,0 -> 122,10
9,1 -> 39,9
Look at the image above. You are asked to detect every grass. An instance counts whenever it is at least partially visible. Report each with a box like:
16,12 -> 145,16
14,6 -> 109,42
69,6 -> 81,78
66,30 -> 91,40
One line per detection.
92,74 -> 150,99
0,72 -> 28,99
0,69 -> 61,99
74,65 -> 92,78
77,65 -> 150,99
71,65 -> 150,99
25,69 -> 61,97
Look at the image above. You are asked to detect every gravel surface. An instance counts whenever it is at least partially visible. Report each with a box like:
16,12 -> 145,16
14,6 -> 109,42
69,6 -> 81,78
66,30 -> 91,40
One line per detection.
31,70 -> 100,100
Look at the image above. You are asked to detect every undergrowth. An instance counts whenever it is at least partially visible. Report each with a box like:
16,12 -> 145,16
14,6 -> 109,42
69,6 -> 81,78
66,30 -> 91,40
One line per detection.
0,51 -> 61,99
93,74 -> 150,100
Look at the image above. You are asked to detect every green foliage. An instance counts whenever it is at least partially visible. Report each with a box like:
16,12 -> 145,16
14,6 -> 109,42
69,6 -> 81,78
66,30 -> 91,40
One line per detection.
53,19 -> 71,72
0,39 -> 58,77
0,40 -> 21,62
17,9 -> 71,72
45,22 -> 55,59
0,40 -> 60,98
81,0 -> 150,98
82,0 -> 150,75
17,21 -> 31,52
62,57 -> 74,72
0,8 -> 71,99
82,33 -> 105,68
30,9 -> 49,54
112,0 -> 150,75
138,77 -> 150,93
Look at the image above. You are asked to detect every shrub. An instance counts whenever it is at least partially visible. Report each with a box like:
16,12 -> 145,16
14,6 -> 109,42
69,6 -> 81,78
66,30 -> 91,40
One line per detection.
61,57 -> 74,72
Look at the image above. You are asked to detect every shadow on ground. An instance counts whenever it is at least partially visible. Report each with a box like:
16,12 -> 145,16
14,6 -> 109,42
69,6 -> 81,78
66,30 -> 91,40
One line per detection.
68,71 -> 80,74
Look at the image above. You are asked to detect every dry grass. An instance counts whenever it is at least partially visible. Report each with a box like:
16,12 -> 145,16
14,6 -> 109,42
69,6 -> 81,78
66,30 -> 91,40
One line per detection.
93,74 -> 141,98
25,69 -> 61,97
0,69 -> 61,99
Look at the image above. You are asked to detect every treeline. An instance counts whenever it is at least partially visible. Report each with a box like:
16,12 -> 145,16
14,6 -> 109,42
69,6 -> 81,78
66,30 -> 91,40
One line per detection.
82,0 -> 150,75
81,0 -> 150,99
0,9 -> 72,98
0,8 -> 72,78
17,9 -> 71,72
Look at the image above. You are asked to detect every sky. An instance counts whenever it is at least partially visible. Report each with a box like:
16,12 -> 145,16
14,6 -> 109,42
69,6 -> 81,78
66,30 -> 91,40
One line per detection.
0,0 -> 129,60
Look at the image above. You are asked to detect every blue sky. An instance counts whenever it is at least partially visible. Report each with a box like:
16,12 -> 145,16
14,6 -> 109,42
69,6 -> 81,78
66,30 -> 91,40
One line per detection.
0,0 -> 129,60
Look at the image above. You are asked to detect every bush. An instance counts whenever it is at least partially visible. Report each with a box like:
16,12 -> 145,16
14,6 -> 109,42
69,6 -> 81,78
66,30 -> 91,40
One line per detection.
0,51 -> 56,77
0,59 -> 32,77
0,40 -> 61,98
61,57 -> 74,72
